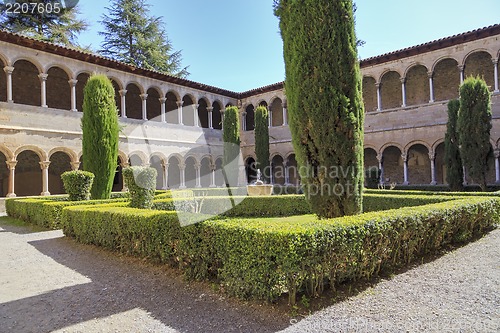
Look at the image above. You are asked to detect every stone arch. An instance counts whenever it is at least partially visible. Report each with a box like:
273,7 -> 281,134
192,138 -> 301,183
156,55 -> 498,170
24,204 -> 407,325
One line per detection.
379,142 -> 404,156
198,97 -> 209,128
46,66 -> 71,110
15,149 -> 42,196
126,83 -> 143,120
11,56 -> 43,73
15,145 -> 47,162
433,58 -> 460,102
212,101 -> 222,130
245,104 -> 255,131
146,87 -> 161,121
271,154 -> 285,185
364,147 -> 378,169
182,94 -> 196,126
245,156 -> 257,184
12,59 -> 41,106
404,140 -> 431,153
464,50 -> 495,91
0,56 -> 7,102
381,145 -> 403,184
128,151 -> 147,166
149,154 -> 165,190
167,154 -> 181,189
75,72 -> 90,112
407,143 -> 431,184
48,147 -> 78,163
48,151 -> 72,194
269,97 -> 283,127
380,70 -> 402,110
185,156 -> 197,188
109,79 -> 122,116
117,151 -> 128,165
165,91 -> 179,124
405,64 -> 429,106
0,144 -> 14,161
200,155 -> 212,188
362,76 -> 377,112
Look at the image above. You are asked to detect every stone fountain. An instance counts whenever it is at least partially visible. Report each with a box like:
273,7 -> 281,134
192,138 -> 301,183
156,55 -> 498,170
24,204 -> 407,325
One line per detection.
247,169 -> 273,196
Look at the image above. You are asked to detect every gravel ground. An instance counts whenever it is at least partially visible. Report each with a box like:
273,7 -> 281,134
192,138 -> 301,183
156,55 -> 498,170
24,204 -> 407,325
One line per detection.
1,214 -> 499,333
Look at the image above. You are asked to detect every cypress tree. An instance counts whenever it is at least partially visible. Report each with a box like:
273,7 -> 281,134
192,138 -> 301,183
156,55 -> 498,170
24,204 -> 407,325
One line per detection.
444,99 -> 463,191
222,106 -> 241,187
81,74 -> 119,199
274,0 -> 364,218
457,76 -> 492,191
254,105 -> 270,182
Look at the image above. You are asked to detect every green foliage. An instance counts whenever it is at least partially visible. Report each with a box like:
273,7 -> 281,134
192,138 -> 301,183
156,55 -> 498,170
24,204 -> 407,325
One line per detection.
123,166 -> 157,209
444,99 -> 464,191
61,170 -> 94,201
275,0 -> 365,218
222,106 -> 241,187
0,0 -> 88,47
99,0 -> 188,77
81,74 -> 119,200
457,77 -> 492,191
254,106 -> 270,182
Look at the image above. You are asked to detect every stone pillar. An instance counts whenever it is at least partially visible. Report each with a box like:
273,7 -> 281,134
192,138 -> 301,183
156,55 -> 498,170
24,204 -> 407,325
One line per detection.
177,101 -> 184,125
458,65 -> 464,84
179,164 -> 186,189
428,71 -> 435,103
241,112 -> 247,131
195,163 -> 202,188
268,107 -> 272,128
402,153 -> 409,185
400,77 -> 407,107
429,152 -> 437,185
70,161 -> 80,171
284,162 -> 290,185
495,150 -> 500,184
119,89 -> 127,118
462,166 -> 468,186
377,154 -> 384,185
207,107 -> 213,129
6,161 -> 17,198
140,93 -> 148,120
209,163 -> 216,188
221,108 -> 225,124
40,161 -> 51,196
159,97 -> 167,123
493,58 -> 499,93
375,82 -> 382,111
38,73 -> 48,108
68,79 -> 78,112
4,66 -> 14,103
161,162 -> 168,189
282,103 -> 288,126
194,104 -> 200,127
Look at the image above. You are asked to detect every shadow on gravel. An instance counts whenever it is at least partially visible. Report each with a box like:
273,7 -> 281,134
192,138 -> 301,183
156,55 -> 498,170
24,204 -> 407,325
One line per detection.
0,231 -> 290,333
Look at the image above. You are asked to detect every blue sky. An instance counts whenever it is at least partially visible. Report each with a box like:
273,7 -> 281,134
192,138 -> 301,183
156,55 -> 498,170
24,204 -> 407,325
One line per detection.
77,0 -> 500,92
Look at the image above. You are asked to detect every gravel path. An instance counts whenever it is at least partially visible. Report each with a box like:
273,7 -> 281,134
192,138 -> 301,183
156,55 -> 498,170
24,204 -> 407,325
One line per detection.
1,215 -> 499,333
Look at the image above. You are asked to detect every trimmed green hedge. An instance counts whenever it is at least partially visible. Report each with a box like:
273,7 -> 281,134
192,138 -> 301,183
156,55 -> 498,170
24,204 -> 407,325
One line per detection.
61,170 -> 95,201
123,166 -> 157,209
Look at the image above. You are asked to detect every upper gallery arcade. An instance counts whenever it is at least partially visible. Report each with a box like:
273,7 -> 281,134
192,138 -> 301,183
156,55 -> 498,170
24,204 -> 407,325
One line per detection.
0,24 -> 499,197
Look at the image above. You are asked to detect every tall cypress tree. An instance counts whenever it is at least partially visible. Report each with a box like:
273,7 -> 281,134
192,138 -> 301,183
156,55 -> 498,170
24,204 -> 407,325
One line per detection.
457,76 -> 492,191
0,0 -> 87,47
222,106 -> 241,187
444,99 -> 463,191
274,0 -> 364,218
99,0 -> 188,78
254,105 -> 270,182
82,74 -> 119,199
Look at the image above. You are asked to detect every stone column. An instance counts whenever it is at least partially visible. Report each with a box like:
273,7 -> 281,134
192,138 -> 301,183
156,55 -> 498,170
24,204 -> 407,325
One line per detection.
70,161 -> 80,171
268,107 -> 272,128
458,65 -> 464,84
40,161 -> 51,196
400,77 -> 407,107
177,101 -> 184,125
221,109 -> 225,123
428,71 -> 435,103
493,58 -> 499,93
241,112 -> 247,131
119,89 -> 127,118
495,150 -> 500,184
429,152 -> 437,185
375,82 -> 382,111
159,97 -> 167,123
207,107 -> 214,129
161,162 -> 168,189
462,166 -> 468,186
195,162 -> 202,188
377,154 -> 384,185
209,163 -> 216,188
194,104 -> 200,127
6,161 -> 17,198
140,93 -> 148,120
282,103 -> 288,126
402,153 -> 409,185
68,79 -> 78,112
284,162 -> 290,185
38,73 -> 48,108
179,163 -> 186,189
4,66 -> 14,103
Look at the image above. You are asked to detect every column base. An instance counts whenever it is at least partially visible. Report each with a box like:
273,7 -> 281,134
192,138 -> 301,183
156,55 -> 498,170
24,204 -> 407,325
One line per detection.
179,186 -> 187,189
40,191 -> 51,196
209,184 -> 217,188
6,193 -> 16,198
403,181 -> 409,185
430,181 -> 437,185
195,185 -> 202,188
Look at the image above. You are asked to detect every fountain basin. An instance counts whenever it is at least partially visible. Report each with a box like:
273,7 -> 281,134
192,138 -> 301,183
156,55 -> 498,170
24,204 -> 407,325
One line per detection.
247,184 -> 273,196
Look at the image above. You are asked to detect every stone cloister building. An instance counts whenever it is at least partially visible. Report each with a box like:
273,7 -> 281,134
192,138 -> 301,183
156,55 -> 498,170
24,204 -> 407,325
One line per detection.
0,24 -> 499,197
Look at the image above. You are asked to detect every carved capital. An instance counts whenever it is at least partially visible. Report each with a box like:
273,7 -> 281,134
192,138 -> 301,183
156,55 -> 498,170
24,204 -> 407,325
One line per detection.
428,152 -> 435,161
427,71 -> 434,79
140,93 -> 148,101
457,65 -> 465,72
400,77 -> 406,84
39,161 -> 51,169
119,89 -> 127,97
159,97 -> 167,103
494,149 -> 500,159
401,153 -> 408,163
38,73 -> 48,82
6,160 -> 17,169
492,58 -> 499,65
3,66 -> 14,75
376,154 -> 383,163
207,107 -> 214,112
176,101 -> 184,108
68,79 -> 78,87
70,161 -> 80,170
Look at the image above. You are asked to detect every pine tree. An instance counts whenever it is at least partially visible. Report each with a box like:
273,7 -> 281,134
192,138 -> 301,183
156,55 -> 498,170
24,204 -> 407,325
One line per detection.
457,77 -> 492,191
274,0 -> 364,218
82,74 -> 119,199
444,99 -> 463,191
0,0 -> 87,47
99,0 -> 188,78
254,106 -> 270,182
222,106 -> 241,187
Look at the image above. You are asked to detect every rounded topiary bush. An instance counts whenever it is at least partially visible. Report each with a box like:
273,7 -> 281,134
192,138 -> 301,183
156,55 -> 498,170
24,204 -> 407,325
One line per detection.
61,170 -> 95,201
123,166 -> 157,209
